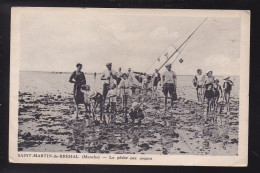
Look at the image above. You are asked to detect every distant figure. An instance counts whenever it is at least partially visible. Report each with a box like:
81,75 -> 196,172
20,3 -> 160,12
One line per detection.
204,71 -> 215,89
223,76 -> 234,115
94,72 -> 96,79
128,102 -> 144,126
204,84 -> 214,116
193,69 -> 205,103
69,63 -> 87,118
101,63 -> 118,102
118,73 -> 132,116
162,63 -> 177,111
213,79 -> 222,111
152,69 -> 161,98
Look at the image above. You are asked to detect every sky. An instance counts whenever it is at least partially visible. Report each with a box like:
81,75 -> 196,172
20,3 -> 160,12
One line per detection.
19,9 -> 241,75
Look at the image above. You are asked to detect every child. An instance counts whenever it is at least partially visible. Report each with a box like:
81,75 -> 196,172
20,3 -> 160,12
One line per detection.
118,73 -> 132,117
223,76 -> 234,115
106,84 -> 117,122
128,102 -> 145,126
213,79 -> 223,111
88,90 -> 104,123
80,85 -> 91,118
204,84 -> 214,115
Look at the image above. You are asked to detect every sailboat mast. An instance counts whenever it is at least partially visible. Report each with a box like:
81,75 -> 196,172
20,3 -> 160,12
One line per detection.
157,18 -> 208,71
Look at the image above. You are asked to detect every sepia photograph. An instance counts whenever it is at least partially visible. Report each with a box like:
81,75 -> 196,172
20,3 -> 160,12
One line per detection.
9,8 -> 250,166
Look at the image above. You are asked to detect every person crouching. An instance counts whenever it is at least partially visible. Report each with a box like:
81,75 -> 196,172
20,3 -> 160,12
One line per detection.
128,102 -> 144,126
80,85 -> 91,119
88,91 -> 104,123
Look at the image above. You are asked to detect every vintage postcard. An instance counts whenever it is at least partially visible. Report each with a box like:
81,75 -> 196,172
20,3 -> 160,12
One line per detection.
9,8 -> 250,166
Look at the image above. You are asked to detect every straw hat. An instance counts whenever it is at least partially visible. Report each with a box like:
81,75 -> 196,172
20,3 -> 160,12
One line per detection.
122,73 -> 128,77
165,63 -> 171,67
81,85 -> 90,90
88,91 -> 97,99
214,79 -> 219,83
223,76 -> 230,80
131,102 -> 140,109
106,62 -> 112,66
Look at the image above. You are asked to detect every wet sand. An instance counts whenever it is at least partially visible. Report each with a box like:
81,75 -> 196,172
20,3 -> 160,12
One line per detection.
18,86 -> 239,155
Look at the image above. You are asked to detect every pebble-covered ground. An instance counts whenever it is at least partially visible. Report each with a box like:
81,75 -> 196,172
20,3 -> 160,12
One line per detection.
18,86 -> 239,155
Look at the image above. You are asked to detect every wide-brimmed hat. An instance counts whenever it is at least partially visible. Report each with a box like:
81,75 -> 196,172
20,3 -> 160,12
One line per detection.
88,91 -> 97,99
214,79 -> 219,83
131,102 -> 140,109
223,76 -> 230,80
122,73 -> 128,77
81,85 -> 90,90
106,62 -> 112,66
165,63 -> 171,67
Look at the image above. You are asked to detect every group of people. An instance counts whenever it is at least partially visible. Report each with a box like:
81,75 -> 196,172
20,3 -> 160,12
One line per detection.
69,62 -> 178,124
193,69 -> 234,115
69,63 -> 234,125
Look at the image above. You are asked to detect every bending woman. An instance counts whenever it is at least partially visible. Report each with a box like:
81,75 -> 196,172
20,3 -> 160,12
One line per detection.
69,63 -> 87,118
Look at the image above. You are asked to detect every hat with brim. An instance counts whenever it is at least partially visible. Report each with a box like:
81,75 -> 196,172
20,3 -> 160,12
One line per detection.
207,71 -> 213,74
106,62 -> 112,66
122,73 -> 128,77
88,91 -> 97,99
223,76 -> 230,80
131,102 -> 140,109
165,63 -> 171,67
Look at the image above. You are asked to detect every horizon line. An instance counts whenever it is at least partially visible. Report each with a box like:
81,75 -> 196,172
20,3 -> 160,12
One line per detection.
20,70 -> 240,76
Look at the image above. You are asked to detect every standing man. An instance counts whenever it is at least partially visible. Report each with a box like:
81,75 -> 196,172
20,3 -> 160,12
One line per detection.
116,67 -> 122,87
162,63 -> 177,111
101,63 -> 118,102
152,69 -> 161,98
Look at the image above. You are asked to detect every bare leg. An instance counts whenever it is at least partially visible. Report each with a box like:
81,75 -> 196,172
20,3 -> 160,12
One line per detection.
200,88 -> 204,102
226,92 -> 231,113
215,97 -> 219,111
124,96 -> 128,123
92,101 -> 97,121
125,96 -> 128,113
196,88 -> 199,102
84,103 -> 90,119
207,102 -> 209,115
100,102 -> 104,122
75,103 -> 79,119
164,94 -> 168,112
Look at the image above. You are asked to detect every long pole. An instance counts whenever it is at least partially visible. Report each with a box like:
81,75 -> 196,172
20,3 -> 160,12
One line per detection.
158,18 -> 208,72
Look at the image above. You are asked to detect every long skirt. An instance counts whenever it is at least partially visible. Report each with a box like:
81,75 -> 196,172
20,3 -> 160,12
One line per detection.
73,85 -> 84,104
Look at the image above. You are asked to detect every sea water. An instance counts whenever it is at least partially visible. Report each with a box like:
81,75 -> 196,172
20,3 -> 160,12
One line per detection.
19,71 -> 240,101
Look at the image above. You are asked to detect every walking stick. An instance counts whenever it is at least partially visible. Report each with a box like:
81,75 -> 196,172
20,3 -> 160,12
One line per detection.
124,83 -> 128,123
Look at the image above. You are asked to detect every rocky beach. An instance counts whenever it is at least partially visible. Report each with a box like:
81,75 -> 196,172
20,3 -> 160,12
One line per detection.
18,72 -> 239,155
